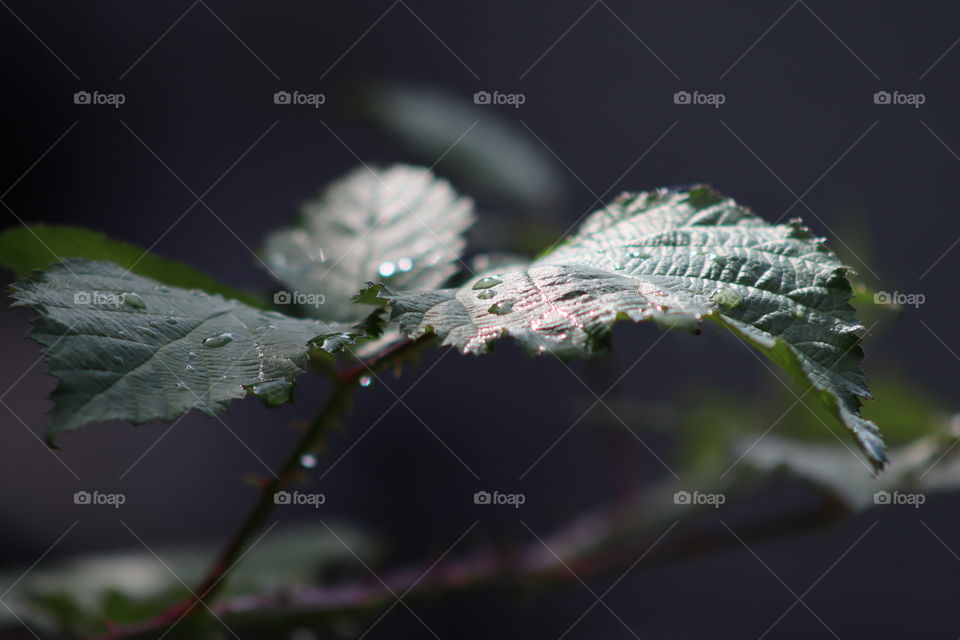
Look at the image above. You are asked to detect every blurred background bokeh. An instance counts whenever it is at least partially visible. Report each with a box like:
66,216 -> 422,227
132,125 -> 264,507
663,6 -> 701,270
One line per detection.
1,1 -> 959,638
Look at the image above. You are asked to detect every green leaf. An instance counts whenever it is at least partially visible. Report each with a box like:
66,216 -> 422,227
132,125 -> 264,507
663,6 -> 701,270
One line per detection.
263,164 -> 474,322
360,82 -> 566,213
380,186 -> 888,471
10,259 -> 362,437
0,224 -> 263,307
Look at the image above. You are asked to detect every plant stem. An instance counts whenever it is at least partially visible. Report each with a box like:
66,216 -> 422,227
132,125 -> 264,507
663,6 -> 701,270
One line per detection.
193,336 -> 434,607
99,478 -> 851,638
192,379 -> 357,607
95,337 -> 435,640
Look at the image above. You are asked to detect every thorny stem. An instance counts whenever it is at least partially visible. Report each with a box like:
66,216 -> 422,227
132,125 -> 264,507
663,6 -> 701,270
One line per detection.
194,336 -> 436,605
96,477 -> 851,638
91,333 -> 853,639
94,336 -> 435,640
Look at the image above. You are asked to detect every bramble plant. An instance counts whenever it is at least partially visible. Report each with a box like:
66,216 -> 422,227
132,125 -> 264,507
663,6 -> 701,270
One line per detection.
1,162 -> 916,638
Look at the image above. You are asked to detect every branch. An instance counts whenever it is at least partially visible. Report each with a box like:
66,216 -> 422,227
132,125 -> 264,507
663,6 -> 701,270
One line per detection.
93,336 -> 436,640
94,476 -> 851,638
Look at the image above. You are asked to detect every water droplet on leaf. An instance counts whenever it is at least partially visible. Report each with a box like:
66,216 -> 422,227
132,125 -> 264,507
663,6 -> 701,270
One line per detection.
249,379 -> 294,408
139,326 -> 159,338
472,276 -> 503,290
397,258 -> 413,272
488,299 -> 516,315
124,293 -> 146,310
202,332 -> 234,348
476,290 -> 496,300
711,288 -> 743,310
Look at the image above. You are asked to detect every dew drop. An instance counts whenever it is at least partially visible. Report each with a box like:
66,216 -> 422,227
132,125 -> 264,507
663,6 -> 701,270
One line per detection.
488,299 -> 516,315
153,285 -> 171,293
188,351 -> 198,360
397,258 -> 413,272
629,250 -> 650,259
112,355 -> 123,365
300,453 -> 317,469
202,332 -> 234,348
165,317 -> 178,325
359,375 -> 372,387
175,381 -> 188,391
711,288 -> 743,310
249,379 -> 294,408
476,290 -> 496,300
124,293 -> 146,310
472,276 -> 503,290
378,262 -> 396,277
185,363 -> 196,371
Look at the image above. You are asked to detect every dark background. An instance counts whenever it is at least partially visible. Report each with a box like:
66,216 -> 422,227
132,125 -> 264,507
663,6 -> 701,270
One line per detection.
1,1 -> 959,638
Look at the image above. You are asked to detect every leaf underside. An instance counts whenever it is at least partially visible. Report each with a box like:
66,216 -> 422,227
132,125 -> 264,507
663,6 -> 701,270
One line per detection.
379,186 -> 888,471
11,260 -> 360,437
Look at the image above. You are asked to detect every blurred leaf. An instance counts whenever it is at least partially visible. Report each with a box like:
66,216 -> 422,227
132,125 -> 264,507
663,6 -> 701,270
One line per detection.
0,522 -> 374,638
359,83 -> 565,213
263,164 -> 474,322
0,224 -> 263,307
738,417 -> 960,511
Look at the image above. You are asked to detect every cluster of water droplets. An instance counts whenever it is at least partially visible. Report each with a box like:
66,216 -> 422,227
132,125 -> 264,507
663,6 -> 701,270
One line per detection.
470,276 -> 519,316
